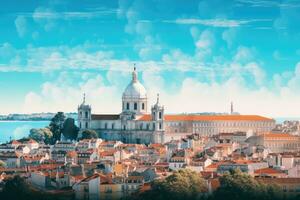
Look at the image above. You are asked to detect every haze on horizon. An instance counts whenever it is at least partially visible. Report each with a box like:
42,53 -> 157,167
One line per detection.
1,0 -> 300,118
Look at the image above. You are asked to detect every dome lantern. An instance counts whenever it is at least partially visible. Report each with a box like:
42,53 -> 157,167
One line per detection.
122,66 -> 148,115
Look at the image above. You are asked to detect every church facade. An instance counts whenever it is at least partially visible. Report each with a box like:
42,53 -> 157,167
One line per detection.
78,68 -> 276,144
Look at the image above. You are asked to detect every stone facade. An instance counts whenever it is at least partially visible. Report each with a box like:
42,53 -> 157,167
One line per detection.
78,68 -> 276,144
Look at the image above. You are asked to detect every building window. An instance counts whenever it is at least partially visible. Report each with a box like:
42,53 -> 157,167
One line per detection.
104,123 -> 108,129
85,111 -> 88,119
112,123 -> 114,130
123,125 -> 126,130
80,111 -> 82,117
85,122 -> 88,129
159,112 -> 162,119
79,122 -> 82,129
142,103 -> 145,110
159,123 -> 162,129
134,102 -> 137,110
140,123 -> 143,130
126,102 -> 130,110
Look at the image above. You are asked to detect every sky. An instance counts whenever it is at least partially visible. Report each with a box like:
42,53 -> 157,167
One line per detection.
0,0 -> 300,118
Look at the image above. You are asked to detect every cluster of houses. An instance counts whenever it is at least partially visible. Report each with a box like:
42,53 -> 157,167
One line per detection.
0,130 -> 300,199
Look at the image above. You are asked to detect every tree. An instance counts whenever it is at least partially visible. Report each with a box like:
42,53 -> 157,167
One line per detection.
49,112 -> 65,144
0,175 -> 31,200
213,169 -> 284,200
29,128 -> 53,144
0,160 -> 6,168
136,169 -> 207,200
80,129 -> 98,139
62,118 -> 79,140
0,175 -> 73,200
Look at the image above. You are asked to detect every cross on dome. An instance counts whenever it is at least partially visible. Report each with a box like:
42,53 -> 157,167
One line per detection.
83,93 -> 86,104
132,64 -> 137,83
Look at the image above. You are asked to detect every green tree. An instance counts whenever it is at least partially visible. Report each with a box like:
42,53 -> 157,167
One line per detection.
0,160 -> 6,168
29,128 -> 53,144
80,129 -> 98,139
62,118 -> 79,140
136,169 -> 207,200
0,175 -> 74,200
49,112 -> 65,144
0,175 -> 31,200
213,169 -> 284,200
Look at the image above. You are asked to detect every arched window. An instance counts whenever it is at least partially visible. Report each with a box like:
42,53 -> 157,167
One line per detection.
134,102 -> 137,110
142,103 -> 145,110
85,111 -> 88,118
80,111 -> 82,117
159,112 -> 162,119
126,103 -> 130,110
159,123 -> 162,129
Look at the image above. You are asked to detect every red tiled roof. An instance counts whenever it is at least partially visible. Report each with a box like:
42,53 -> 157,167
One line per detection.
262,133 -> 299,138
138,114 -> 273,121
11,140 -> 21,145
254,167 -> 284,175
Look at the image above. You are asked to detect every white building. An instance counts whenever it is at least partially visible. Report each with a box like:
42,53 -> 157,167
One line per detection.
78,67 -> 276,144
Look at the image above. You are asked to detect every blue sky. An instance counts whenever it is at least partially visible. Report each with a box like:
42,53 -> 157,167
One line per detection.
1,0 -> 300,117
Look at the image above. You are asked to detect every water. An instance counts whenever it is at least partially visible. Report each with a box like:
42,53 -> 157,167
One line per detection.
0,121 -> 50,144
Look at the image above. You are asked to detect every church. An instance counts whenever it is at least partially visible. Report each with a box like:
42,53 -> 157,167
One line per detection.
78,67 -> 276,144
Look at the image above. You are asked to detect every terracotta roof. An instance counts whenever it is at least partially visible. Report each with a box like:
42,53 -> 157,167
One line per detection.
67,151 -> 78,157
254,168 -> 284,175
100,150 -> 117,157
205,161 -> 228,169
91,114 -> 119,120
138,114 -> 273,121
262,133 -> 299,139
28,139 -> 38,144
11,140 -> 21,145
256,177 -> 300,184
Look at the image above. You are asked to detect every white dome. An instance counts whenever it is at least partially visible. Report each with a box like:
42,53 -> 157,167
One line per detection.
123,81 -> 147,99
122,67 -> 147,99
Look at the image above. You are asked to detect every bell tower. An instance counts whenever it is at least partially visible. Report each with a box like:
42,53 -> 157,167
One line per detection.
78,93 -> 91,130
151,94 -> 165,143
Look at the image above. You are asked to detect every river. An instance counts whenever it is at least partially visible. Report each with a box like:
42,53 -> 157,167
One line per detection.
0,121 -> 50,144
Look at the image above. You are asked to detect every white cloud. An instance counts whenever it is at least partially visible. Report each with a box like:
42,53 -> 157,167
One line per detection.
168,18 -> 271,28
222,28 -> 237,48
33,7 -> 57,31
233,46 -> 255,63
22,73 -> 121,114
174,18 -> 243,27
19,60 -> 300,118
137,35 -> 162,60
15,15 -> 27,37
13,125 -> 32,139
237,0 -> 300,8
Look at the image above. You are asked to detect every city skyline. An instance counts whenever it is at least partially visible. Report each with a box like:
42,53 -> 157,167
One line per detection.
1,0 -> 300,117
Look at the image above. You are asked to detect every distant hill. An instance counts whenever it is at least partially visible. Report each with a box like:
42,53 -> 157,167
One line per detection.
0,112 -> 77,121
